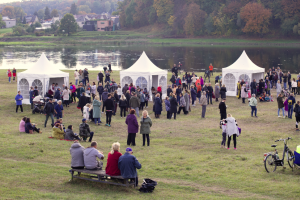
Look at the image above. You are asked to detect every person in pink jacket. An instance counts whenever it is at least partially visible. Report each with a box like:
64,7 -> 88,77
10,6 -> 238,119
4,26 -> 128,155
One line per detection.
7,69 -> 12,83
200,76 -> 204,88
19,117 -> 26,132
70,83 -> 77,103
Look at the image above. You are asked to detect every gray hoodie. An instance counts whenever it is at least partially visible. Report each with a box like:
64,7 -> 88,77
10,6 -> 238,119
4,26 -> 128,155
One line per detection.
83,147 -> 104,169
70,143 -> 85,168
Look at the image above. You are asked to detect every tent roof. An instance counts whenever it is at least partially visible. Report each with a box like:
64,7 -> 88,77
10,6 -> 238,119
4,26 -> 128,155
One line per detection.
18,53 -> 69,78
223,50 -> 264,72
120,51 -> 167,75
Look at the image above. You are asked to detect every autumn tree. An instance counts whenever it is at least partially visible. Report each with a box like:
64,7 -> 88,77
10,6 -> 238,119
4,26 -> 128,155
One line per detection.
184,3 -> 207,36
44,6 -> 51,20
59,13 -> 77,36
153,0 -> 174,23
281,0 -> 300,19
78,5 -> 91,14
51,9 -> 59,18
2,6 -> 15,19
0,14 -> 6,28
240,2 -> 272,35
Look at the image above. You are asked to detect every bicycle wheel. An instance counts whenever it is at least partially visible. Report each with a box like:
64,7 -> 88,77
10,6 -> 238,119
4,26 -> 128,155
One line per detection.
287,151 -> 294,169
264,154 -> 277,173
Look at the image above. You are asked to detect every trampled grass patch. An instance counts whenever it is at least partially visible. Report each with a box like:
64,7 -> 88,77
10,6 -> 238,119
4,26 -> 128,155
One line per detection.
0,70 -> 300,199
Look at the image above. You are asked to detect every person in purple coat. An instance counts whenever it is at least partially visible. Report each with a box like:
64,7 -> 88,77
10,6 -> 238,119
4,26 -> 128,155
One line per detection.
125,109 -> 139,146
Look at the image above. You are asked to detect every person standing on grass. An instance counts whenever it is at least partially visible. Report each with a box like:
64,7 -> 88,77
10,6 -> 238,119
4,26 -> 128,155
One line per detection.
126,109 -> 139,146
207,83 -> 213,105
98,71 -> 104,86
165,96 -> 171,119
44,99 -> 55,127
78,92 -> 88,115
196,83 -> 202,104
118,147 -> 142,187
250,79 -> 257,96
93,96 -> 102,125
177,93 -> 186,115
215,83 -> 220,102
79,119 -> 94,142
101,88 -> 109,113
7,69 -> 12,83
184,90 -> 190,114
294,101 -> 300,131
129,92 -> 140,117
170,94 -> 178,120
219,99 -> 227,120
103,94 -> 114,127
62,86 -> 70,107
220,84 -> 227,99
54,100 -> 64,119
140,110 -> 152,146
12,68 -> 16,82
297,77 -> 300,95
154,93 -> 162,118
292,78 -> 297,95
249,94 -> 258,117
276,80 -> 282,97
191,85 -> 197,106
225,113 -> 238,150
288,94 -> 296,119
15,91 -> 23,113
119,94 -> 127,118
277,93 -> 285,118
74,70 -> 79,86
220,120 -> 227,148
241,84 -> 248,104
200,91 -> 207,118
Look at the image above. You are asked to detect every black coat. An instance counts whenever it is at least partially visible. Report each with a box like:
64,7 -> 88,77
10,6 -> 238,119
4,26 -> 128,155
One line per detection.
154,97 -> 162,114
167,88 -> 172,97
125,93 -> 131,107
220,87 -> 227,99
122,86 -> 128,95
119,99 -> 127,107
294,104 -> 300,117
104,98 -> 114,111
207,86 -> 213,94
250,82 -> 257,90
78,96 -> 87,108
98,72 -> 104,81
97,86 -> 104,95
114,93 -> 119,102
219,102 -> 226,113
170,97 -> 178,113
44,102 -> 54,114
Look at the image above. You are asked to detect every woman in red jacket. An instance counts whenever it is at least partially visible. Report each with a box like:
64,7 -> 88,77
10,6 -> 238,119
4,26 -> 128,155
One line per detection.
157,85 -> 162,101
105,142 -> 122,176
7,69 -> 12,83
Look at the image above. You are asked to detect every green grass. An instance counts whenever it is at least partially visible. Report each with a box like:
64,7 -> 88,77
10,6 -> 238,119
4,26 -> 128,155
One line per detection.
0,28 -> 12,34
1,70 -> 300,199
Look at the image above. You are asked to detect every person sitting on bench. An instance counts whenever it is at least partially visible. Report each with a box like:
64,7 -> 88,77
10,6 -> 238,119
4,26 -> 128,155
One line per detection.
105,142 -> 122,176
70,141 -> 85,169
65,125 -> 81,141
79,118 -> 94,142
84,141 -> 104,170
118,147 -> 142,187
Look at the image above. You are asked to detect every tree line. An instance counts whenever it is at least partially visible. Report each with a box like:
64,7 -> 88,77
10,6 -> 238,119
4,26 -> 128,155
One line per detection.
117,0 -> 300,37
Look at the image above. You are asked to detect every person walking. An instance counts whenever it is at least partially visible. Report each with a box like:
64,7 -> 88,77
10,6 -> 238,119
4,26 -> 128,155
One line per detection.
129,92 -> 140,117
119,94 -> 127,118
200,91 -> 207,118
276,80 -> 282,97
103,94 -> 114,127
93,96 -> 102,125
44,99 -> 55,127
15,91 -> 23,113
277,93 -> 285,118
219,99 -> 227,120
225,114 -> 238,150
249,94 -> 257,117
140,110 -> 152,146
126,109 -> 139,146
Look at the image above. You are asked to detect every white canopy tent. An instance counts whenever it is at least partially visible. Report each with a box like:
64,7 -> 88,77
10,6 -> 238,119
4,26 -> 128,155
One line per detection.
120,51 -> 168,100
17,53 -> 69,104
222,50 -> 265,96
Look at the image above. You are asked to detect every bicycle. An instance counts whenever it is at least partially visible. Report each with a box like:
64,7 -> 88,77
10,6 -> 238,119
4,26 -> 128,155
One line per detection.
263,137 -> 294,173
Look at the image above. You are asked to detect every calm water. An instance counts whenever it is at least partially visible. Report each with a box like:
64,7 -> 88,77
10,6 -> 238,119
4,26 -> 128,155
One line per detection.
1,45 -> 300,73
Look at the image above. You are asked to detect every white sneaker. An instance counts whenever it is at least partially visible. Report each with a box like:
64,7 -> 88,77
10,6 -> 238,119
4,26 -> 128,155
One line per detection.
278,116 -> 281,118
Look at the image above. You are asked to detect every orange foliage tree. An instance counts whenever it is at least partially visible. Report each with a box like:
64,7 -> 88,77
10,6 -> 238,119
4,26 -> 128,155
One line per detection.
184,3 -> 207,36
2,6 -> 15,19
240,2 -> 272,35
281,0 -> 300,19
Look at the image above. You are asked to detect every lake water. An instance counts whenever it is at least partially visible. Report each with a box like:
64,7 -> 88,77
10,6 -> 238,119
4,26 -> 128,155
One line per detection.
1,45 -> 300,73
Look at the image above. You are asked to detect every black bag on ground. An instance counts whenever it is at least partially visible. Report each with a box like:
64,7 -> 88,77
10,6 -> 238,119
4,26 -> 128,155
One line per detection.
139,179 -> 157,193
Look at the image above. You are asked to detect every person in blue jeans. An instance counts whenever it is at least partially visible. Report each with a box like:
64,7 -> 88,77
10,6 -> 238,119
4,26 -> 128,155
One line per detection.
44,99 -> 55,127
176,86 -> 182,103
54,100 -> 64,119
288,94 -> 296,119
249,94 -> 258,117
277,94 -> 285,118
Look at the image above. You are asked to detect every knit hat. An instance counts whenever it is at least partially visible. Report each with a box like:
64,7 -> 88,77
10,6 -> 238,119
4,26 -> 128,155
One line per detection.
126,147 -> 132,152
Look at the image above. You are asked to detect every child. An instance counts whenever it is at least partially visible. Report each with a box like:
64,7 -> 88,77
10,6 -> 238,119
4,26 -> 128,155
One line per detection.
221,120 -> 227,148
270,95 -> 274,102
83,103 -> 91,120
265,94 -> 270,102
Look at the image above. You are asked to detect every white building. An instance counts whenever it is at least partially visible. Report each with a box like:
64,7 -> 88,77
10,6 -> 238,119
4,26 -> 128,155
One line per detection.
2,16 -> 16,28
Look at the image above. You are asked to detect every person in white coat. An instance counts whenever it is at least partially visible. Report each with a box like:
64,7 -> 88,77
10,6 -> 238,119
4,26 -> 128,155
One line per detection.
276,80 -> 282,97
225,113 -> 238,150
62,86 -> 70,107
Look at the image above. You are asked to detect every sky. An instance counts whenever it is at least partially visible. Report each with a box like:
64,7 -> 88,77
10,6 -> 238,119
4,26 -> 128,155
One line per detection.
1,0 -> 21,4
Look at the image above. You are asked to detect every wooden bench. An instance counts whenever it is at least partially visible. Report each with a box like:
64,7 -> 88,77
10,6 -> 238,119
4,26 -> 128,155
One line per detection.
69,169 -> 136,187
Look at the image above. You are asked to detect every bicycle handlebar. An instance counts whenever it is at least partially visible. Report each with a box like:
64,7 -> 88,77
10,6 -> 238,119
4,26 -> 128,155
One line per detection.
275,137 -> 292,142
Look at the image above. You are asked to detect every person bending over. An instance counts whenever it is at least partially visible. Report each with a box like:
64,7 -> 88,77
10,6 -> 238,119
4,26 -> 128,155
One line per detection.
84,141 -> 104,170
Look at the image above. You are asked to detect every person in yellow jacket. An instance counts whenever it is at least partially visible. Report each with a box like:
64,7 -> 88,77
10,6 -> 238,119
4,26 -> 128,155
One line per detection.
236,81 -> 241,99
52,123 -> 65,139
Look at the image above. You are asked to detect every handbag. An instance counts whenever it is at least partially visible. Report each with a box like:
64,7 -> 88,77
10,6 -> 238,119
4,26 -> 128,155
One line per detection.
26,124 -> 33,134
212,92 -> 215,99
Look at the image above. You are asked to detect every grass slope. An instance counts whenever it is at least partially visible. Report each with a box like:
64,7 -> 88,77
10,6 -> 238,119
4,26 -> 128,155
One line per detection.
0,70 -> 300,199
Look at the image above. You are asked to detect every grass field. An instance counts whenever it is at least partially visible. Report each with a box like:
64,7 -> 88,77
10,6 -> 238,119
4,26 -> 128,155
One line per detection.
1,69 -> 300,199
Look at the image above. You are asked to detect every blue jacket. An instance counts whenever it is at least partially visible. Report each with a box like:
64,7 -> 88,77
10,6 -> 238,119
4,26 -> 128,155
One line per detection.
29,90 -> 34,104
55,104 -> 64,114
54,90 -> 61,100
25,122 -> 33,133
191,88 -> 197,100
15,94 -> 23,105
176,78 -> 181,86
118,152 -> 141,178
288,96 -> 296,106
140,93 -> 145,102
102,92 -> 108,102
164,99 -> 170,111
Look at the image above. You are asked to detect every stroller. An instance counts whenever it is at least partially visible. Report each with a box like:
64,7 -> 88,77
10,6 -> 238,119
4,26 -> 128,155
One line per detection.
32,103 -> 44,114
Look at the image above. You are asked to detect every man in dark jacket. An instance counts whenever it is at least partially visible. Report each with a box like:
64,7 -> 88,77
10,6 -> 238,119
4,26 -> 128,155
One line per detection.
170,73 -> 176,85
118,147 -> 141,187
250,79 -> 257,95
122,84 -> 129,95
102,89 -> 109,113
172,64 -> 178,77
129,92 -> 140,117
103,94 -> 114,126
98,71 -> 104,86
44,99 -> 55,127
83,68 -> 89,86
219,99 -> 227,120
54,88 -> 61,100
294,101 -> 300,131
65,125 -> 81,141
97,84 -> 104,100
167,85 -> 172,97
79,118 -> 94,142
288,94 -> 296,119
207,83 -> 213,105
